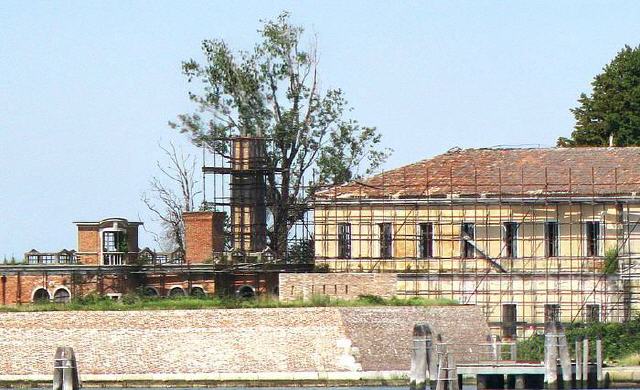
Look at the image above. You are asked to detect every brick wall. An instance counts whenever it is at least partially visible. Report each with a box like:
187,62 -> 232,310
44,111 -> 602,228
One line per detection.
77,226 -> 99,265
279,273 -> 397,301
183,211 -> 225,263
0,306 -> 488,375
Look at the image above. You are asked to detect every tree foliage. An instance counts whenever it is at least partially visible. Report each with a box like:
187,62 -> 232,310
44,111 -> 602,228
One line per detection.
558,45 -> 640,146
170,12 -> 390,255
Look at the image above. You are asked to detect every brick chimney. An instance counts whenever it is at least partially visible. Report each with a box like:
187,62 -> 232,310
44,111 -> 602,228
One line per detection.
183,211 -> 225,264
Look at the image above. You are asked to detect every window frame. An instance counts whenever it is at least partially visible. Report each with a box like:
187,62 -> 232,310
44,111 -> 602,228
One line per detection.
337,222 -> 352,259
461,222 -> 476,259
378,223 -> 393,259
418,222 -> 434,258
502,222 -> 519,258
544,221 -> 559,258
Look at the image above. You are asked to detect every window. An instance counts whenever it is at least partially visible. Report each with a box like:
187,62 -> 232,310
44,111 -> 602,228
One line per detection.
585,304 -> 601,323
53,288 -> 71,304
545,222 -> 559,257
337,223 -> 351,259
585,221 -> 601,257
33,288 -> 50,303
103,231 -> 117,252
501,304 -> 517,338
461,223 -> 475,258
545,304 -> 561,324
379,223 -> 393,259
419,223 -> 434,258
503,222 -> 519,258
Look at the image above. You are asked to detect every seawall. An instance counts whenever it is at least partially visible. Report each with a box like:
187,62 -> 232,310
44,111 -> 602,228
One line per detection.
0,305 -> 488,386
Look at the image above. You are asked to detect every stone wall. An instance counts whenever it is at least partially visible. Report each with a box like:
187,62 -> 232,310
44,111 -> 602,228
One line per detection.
0,306 -> 488,376
279,273 -> 397,301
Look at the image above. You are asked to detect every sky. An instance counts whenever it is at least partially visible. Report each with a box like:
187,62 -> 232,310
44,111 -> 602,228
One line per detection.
1,1 -> 640,258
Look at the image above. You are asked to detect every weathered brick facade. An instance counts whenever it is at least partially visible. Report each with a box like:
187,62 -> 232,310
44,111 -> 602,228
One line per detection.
183,211 -> 225,263
279,273 -> 397,301
0,306 -> 488,375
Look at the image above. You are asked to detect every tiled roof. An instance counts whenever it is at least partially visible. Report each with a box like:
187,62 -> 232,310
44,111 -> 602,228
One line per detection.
316,147 -> 640,200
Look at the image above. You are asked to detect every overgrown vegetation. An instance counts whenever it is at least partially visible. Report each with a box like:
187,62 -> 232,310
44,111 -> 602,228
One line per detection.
517,317 -> 640,364
0,293 -> 457,313
603,247 -> 619,275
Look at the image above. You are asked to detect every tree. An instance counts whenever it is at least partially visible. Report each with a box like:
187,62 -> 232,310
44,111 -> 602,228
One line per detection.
170,12 -> 390,256
142,143 -> 200,252
558,45 -> 640,147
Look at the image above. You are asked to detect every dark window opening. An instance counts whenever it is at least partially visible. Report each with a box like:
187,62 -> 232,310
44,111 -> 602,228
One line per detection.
238,285 -> 256,299
338,223 -> 351,259
545,222 -> 559,257
379,223 -> 393,259
545,304 -> 561,324
190,287 -> 206,297
503,222 -> 519,258
53,289 -> 70,304
169,287 -> 185,297
143,287 -> 159,297
419,223 -> 434,258
585,221 -> 601,257
461,223 -> 475,258
33,288 -> 50,303
501,304 -> 517,338
586,304 -> 601,322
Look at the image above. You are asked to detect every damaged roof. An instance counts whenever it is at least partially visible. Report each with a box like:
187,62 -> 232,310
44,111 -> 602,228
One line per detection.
316,147 -> 640,200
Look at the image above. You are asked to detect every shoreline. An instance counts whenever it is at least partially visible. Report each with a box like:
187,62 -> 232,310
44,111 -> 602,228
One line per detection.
2,368 -> 640,388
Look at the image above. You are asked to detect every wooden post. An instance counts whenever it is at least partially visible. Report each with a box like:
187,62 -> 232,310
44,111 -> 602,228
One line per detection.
582,338 -> 589,388
575,336 -> 583,385
53,347 -> 80,390
544,322 -> 558,389
596,337 -> 603,388
410,323 -> 429,390
556,323 -> 572,387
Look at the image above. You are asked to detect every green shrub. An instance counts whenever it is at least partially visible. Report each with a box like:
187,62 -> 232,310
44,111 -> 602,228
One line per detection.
604,247 -> 619,275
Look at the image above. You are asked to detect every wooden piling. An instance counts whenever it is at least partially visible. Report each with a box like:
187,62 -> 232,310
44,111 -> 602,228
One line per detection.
582,337 -> 589,388
556,323 -> 572,387
596,337 -> 603,388
544,322 -> 558,389
410,323 -> 429,390
575,336 -> 583,385
53,347 -> 80,390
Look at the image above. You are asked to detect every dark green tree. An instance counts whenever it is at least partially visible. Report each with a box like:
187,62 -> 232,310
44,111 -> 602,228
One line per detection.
170,12 -> 390,255
558,45 -> 640,147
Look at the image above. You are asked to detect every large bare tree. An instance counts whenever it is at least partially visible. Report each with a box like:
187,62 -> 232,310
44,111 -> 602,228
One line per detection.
142,143 -> 200,252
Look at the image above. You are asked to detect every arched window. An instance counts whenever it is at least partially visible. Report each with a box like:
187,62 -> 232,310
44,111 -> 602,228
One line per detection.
33,288 -> 50,303
190,286 -> 206,298
237,285 -> 256,299
53,288 -> 71,304
169,287 -> 185,297
143,287 -> 159,297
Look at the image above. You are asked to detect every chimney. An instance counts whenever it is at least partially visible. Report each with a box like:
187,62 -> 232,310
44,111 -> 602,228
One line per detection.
183,211 -> 225,264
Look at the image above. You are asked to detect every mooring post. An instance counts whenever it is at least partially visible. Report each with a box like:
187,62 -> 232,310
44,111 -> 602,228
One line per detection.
491,334 -> 500,361
410,323 -> 429,390
582,337 -> 589,388
427,327 -> 437,389
556,322 -> 572,388
575,336 -> 583,385
53,347 -> 80,390
510,341 -> 517,361
544,322 -> 558,389
596,337 -> 603,388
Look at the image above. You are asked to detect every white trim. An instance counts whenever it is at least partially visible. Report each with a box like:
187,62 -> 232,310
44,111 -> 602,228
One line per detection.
167,286 -> 186,297
52,286 -> 71,303
143,286 -> 160,296
189,285 -> 207,296
30,287 -> 50,302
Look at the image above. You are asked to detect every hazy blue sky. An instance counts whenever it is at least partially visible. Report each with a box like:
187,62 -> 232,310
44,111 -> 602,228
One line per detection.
1,1 -> 639,257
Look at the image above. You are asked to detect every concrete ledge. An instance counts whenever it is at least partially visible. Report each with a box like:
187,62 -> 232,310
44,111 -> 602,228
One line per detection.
0,371 -> 409,388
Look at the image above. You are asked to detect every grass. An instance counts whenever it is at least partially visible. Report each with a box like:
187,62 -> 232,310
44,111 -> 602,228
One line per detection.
618,353 -> 640,367
0,293 -> 457,312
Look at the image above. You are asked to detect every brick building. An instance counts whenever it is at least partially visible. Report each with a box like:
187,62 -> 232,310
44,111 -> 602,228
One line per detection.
1,213 -> 303,305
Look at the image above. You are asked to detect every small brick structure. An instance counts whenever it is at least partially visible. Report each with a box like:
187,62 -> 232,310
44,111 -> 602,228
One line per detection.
183,211 -> 225,264
279,273 -> 397,301
0,306 -> 488,376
